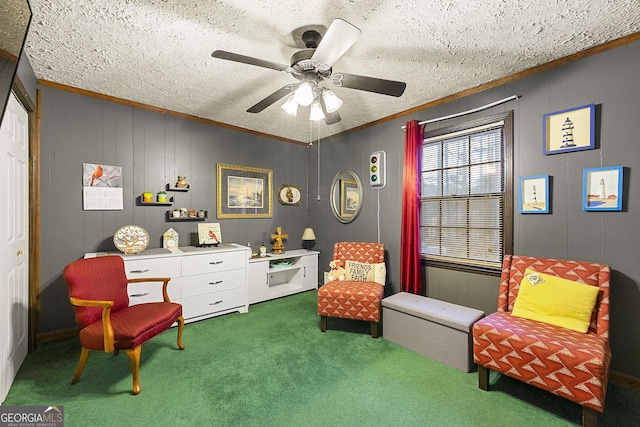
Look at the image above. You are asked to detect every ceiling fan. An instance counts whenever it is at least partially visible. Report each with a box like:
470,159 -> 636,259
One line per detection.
211,19 -> 407,125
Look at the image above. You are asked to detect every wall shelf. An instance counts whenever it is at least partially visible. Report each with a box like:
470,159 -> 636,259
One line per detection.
137,196 -> 173,206
166,184 -> 189,192
166,210 -> 207,221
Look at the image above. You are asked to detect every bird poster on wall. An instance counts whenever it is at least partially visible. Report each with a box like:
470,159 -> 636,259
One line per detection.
82,163 -> 124,210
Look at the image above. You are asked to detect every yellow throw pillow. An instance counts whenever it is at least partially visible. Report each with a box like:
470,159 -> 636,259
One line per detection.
511,268 -> 599,333
344,261 -> 386,286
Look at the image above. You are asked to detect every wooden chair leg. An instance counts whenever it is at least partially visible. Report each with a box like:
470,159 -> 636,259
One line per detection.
320,316 -> 327,332
478,365 -> 489,390
176,316 -> 185,350
71,347 -> 90,384
125,346 -> 142,395
582,406 -> 598,427
371,322 -> 378,338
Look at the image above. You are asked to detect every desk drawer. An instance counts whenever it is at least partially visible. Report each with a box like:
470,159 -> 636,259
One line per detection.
181,269 -> 245,299
182,251 -> 245,275
124,257 -> 181,279
181,288 -> 246,319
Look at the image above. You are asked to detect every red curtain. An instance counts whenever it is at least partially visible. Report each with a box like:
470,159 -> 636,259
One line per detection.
401,120 -> 423,294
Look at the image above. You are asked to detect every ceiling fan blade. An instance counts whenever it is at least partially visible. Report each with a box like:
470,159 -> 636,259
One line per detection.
211,50 -> 288,72
247,86 -> 293,113
311,19 -> 361,71
318,96 -> 341,125
332,72 -> 406,97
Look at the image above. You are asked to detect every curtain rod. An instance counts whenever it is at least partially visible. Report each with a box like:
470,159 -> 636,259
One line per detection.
401,95 -> 520,130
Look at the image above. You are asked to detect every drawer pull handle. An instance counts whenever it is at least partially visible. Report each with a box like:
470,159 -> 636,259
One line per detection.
130,293 -> 149,298
129,269 -> 150,273
209,261 -> 224,265
209,280 -> 223,285
209,300 -> 223,306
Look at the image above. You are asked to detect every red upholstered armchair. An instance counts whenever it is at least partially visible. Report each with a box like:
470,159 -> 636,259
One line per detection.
472,255 -> 611,427
63,256 -> 185,394
318,242 -> 385,338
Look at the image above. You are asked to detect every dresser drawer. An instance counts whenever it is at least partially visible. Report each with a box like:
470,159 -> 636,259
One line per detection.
127,278 -> 180,305
124,257 -> 181,279
181,288 -> 247,319
181,269 -> 245,299
182,251 -> 245,275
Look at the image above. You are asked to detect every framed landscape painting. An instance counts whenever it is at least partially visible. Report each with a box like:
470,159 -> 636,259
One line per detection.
217,164 -> 272,218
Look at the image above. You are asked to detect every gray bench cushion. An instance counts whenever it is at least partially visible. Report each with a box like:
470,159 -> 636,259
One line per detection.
382,292 -> 484,333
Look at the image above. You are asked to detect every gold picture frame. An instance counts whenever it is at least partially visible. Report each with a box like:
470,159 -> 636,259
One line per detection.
216,164 -> 273,218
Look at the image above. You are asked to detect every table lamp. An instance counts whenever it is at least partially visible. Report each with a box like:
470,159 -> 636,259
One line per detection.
302,227 -> 316,250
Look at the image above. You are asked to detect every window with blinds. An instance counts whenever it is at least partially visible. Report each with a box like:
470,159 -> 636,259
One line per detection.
420,112 -> 513,273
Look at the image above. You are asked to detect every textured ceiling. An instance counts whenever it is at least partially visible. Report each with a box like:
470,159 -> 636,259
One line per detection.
23,0 -> 640,143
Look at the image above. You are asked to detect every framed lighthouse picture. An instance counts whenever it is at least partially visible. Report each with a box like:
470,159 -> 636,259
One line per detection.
582,166 -> 623,211
543,104 -> 595,155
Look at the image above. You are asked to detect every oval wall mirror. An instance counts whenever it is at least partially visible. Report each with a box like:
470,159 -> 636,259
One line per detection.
330,169 -> 363,223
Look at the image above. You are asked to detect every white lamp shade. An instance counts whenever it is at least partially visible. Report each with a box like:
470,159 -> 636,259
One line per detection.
322,89 -> 343,113
309,102 -> 325,121
294,82 -> 314,106
302,227 -> 316,241
281,95 -> 298,116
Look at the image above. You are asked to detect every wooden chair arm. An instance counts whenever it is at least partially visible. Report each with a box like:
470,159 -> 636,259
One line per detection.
127,277 -> 172,302
69,296 -> 115,352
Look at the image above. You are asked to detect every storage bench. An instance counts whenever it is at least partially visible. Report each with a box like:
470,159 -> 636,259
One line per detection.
382,292 -> 485,372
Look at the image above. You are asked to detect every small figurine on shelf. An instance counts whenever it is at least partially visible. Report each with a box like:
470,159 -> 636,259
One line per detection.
270,227 -> 288,254
176,175 -> 189,188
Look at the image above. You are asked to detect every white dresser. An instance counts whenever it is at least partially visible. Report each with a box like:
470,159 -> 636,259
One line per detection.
86,243 -> 249,323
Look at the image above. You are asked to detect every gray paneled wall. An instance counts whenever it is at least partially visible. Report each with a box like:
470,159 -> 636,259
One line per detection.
39,88 -> 309,332
36,39 -> 640,377
309,40 -> 640,377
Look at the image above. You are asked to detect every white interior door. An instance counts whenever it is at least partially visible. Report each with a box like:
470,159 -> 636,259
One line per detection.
0,93 -> 29,403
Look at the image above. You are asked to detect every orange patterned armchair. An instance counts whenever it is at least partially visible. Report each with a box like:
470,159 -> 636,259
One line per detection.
472,255 -> 611,427
318,242 -> 385,338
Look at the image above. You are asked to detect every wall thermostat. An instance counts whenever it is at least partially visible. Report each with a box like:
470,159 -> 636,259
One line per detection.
369,150 -> 386,188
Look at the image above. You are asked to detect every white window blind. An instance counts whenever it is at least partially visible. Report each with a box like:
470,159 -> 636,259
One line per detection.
420,121 -> 505,269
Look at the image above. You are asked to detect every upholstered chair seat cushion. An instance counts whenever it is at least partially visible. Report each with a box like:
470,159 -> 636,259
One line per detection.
79,302 -> 183,351
473,311 -> 611,411
318,280 -> 384,322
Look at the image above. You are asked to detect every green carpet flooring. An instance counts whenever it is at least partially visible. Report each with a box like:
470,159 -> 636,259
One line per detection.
4,291 -> 639,426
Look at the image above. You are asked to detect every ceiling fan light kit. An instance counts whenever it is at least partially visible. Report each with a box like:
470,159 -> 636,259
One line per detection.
309,102 -> 325,121
294,82 -> 314,106
211,18 -> 406,125
281,95 -> 299,116
322,89 -> 343,113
